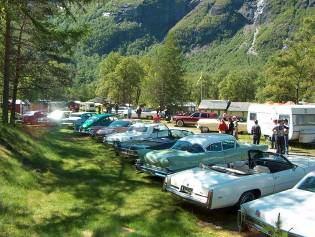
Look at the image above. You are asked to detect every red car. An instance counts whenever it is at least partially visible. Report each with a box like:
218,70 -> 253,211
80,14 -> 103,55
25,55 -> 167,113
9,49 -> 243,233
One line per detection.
22,111 -> 47,125
172,111 -> 217,127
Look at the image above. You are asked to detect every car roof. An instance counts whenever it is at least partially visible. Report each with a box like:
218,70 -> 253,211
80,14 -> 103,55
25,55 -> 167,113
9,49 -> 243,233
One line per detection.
179,133 -> 235,147
93,113 -> 115,118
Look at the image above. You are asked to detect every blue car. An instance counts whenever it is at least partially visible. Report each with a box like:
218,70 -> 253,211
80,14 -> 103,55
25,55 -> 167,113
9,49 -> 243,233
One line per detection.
79,113 -> 116,134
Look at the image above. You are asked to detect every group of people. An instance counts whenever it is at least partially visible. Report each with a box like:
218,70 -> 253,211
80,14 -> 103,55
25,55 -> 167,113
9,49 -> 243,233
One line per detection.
251,119 -> 289,154
217,114 -> 239,139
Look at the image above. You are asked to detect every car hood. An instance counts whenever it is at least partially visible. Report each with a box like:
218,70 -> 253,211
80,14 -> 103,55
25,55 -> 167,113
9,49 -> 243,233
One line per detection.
121,138 -> 172,149
106,131 -> 148,142
287,155 -> 315,169
168,167 -> 242,193
241,189 -> 315,237
144,149 -> 190,167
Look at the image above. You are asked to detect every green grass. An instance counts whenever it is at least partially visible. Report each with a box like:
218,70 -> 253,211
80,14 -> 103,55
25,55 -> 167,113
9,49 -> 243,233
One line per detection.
0,125 -> 241,237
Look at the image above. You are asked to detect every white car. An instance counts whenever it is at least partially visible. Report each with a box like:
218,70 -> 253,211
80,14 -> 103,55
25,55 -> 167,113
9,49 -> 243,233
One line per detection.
164,150 -> 315,210
104,123 -> 169,144
61,112 -> 95,126
239,171 -> 315,237
123,108 -> 157,119
197,118 -> 247,133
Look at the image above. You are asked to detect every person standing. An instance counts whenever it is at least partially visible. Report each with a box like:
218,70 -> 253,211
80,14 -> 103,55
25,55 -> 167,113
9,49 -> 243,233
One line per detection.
114,103 -> 119,114
273,120 -> 285,154
136,106 -> 142,119
227,117 -> 234,135
271,120 -> 278,149
232,116 -> 239,140
127,106 -> 132,119
284,119 -> 289,154
218,119 -> 228,133
251,120 -> 261,144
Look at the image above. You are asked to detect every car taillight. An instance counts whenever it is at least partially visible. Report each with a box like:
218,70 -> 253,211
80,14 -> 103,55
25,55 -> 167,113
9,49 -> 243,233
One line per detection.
207,190 -> 213,208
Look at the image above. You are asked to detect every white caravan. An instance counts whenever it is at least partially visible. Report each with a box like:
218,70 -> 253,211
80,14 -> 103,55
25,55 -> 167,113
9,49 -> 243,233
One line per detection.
247,104 -> 315,143
80,102 -> 96,112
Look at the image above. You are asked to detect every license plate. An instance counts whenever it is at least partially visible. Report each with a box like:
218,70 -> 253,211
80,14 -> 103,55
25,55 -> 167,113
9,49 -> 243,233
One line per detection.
180,185 -> 193,195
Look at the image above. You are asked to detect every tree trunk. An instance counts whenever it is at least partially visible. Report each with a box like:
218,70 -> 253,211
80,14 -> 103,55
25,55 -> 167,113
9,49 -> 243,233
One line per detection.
10,20 -> 26,125
2,8 -> 12,124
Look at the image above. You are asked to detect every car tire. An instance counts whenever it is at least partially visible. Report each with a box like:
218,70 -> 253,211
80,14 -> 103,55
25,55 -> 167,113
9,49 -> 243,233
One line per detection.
176,120 -> 184,127
200,127 -> 210,133
238,191 -> 256,207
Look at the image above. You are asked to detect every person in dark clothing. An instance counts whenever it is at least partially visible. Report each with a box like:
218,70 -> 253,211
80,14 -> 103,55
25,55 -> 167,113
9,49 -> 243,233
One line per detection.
251,120 -> 261,144
273,120 -> 285,154
228,118 -> 234,135
284,119 -> 289,154
164,106 -> 171,122
114,103 -> 119,114
271,120 -> 278,149
136,106 -> 142,119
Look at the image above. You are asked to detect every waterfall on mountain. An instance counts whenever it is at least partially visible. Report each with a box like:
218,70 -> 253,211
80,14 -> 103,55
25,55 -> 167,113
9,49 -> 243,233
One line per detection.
247,0 -> 266,55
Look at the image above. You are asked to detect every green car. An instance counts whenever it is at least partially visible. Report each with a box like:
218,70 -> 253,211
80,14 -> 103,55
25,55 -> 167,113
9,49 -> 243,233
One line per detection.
136,133 -> 268,178
79,113 -> 116,134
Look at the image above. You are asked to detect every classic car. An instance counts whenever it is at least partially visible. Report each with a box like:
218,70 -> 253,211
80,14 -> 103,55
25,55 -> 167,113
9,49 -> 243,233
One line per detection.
93,119 -> 133,141
79,113 -> 116,134
172,111 -> 217,127
22,111 -> 47,125
197,118 -> 247,133
61,112 -> 95,127
136,134 -> 268,177
74,112 -> 97,131
122,108 -> 157,119
239,171 -> 315,237
164,151 -> 315,210
115,129 -> 194,158
104,123 -> 169,144
47,110 -> 71,123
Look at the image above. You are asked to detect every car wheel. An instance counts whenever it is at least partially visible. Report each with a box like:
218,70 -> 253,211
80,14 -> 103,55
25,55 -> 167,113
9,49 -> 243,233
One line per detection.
200,127 -> 210,133
238,191 -> 256,206
176,120 -> 184,127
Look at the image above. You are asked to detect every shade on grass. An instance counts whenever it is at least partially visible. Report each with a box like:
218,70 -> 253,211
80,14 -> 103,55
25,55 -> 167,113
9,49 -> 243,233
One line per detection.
0,125 -> 241,237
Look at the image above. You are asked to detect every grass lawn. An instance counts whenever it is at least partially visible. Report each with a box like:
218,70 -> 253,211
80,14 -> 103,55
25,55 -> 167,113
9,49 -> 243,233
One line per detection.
0,126 -> 249,237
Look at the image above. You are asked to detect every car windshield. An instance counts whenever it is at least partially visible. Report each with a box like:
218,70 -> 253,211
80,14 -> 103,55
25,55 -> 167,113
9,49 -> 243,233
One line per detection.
109,120 -> 130,128
24,111 -> 35,115
172,141 -> 204,153
298,176 -> 315,193
128,125 -> 148,133
205,164 -> 249,176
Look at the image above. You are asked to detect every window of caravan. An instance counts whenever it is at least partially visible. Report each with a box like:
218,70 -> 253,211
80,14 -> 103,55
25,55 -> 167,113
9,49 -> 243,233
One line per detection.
249,113 -> 257,121
294,114 -> 315,125
279,114 -> 290,124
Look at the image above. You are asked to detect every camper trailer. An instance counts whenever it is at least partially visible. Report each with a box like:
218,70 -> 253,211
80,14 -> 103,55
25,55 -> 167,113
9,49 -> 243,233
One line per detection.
247,104 -> 315,143
80,102 -> 96,112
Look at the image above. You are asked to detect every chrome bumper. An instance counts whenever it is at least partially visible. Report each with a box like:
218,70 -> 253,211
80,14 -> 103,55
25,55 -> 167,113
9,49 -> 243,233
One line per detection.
135,163 -> 171,178
165,185 -> 208,208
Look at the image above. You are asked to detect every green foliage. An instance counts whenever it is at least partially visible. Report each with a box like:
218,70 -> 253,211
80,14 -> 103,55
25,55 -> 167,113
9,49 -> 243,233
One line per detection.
96,52 -> 144,104
219,69 -> 257,102
140,36 -> 186,107
258,16 -> 315,103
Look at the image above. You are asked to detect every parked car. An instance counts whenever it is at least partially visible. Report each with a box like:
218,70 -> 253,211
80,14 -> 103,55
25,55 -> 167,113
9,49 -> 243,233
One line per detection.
197,118 -> 247,133
22,111 -> 47,125
239,171 -> 315,237
93,119 -> 133,141
164,151 -> 315,210
79,114 -> 116,134
136,134 -> 268,177
73,112 -> 97,131
105,123 -> 169,144
47,110 -> 71,124
61,112 -> 95,127
122,108 -> 157,119
172,111 -> 217,127
115,129 -> 194,158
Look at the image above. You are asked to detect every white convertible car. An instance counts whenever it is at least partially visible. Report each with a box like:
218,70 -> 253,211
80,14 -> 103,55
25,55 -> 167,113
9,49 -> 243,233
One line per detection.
164,150 -> 315,210
104,123 -> 169,144
239,171 -> 315,237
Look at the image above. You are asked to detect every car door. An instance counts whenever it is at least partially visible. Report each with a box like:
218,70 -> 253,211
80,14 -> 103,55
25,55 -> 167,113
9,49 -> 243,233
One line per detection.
188,112 -> 200,124
202,142 -> 224,164
222,140 -> 240,163
273,166 -> 305,192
